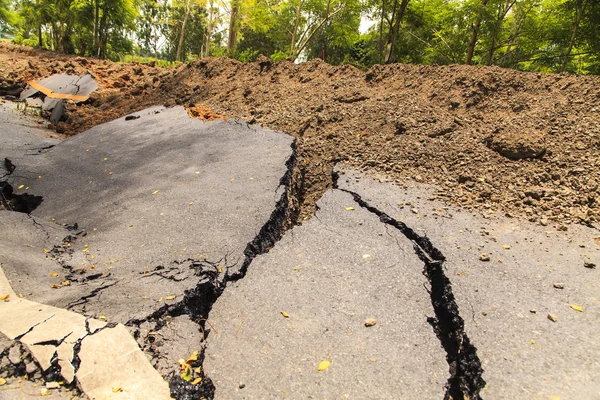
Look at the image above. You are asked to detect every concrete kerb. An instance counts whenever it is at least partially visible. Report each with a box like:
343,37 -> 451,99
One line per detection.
0,265 -> 172,399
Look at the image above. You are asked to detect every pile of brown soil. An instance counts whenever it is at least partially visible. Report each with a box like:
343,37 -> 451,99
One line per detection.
2,42 -> 600,227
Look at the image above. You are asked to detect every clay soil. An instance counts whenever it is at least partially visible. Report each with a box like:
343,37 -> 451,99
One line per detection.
2,42 -> 600,227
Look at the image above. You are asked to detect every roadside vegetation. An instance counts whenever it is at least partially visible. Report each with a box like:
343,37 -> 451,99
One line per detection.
0,0 -> 599,73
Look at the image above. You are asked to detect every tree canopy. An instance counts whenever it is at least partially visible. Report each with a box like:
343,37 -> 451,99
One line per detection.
1,0 -> 599,74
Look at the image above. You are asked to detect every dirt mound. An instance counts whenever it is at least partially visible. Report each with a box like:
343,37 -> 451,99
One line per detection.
2,42 -> 600,227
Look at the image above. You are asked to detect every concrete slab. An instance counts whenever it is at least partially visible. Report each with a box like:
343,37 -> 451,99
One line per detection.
0,266 -> 171,399
204,190 -> 448,399
335,168 -> 600,399
76,323 -> 171,400
4,106 -> 293,324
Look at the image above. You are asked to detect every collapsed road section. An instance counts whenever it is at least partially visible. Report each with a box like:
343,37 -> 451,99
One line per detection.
0,103 -> 296,398
1,99 -> 598,398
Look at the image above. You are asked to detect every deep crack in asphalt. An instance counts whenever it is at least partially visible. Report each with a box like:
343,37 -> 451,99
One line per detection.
124,140 -> 301,400
333,172 -> 486,400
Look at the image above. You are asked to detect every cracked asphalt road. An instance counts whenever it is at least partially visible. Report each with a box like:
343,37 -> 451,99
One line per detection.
1,102 -> 599,399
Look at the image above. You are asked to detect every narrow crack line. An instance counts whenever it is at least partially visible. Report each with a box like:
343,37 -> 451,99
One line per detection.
336,186 -> 486,400
14,314 -> 57,341
70,322 -> 118,375
32,331 -> 72,347
66,281 -> 119,309
24,213 -> 51,241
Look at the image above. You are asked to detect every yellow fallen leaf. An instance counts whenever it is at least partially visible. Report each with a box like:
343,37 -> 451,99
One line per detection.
570,305 -> 583,312
50,272 -> 58,277
43,248 -> 51,253
103,158 -> 108,161
362,254 -> 371,259
345,207 -> 355,211
0,294 -> 9,301
530,339 -> 536,344
317,360 -> 330,371
191,377 -> 202,385
40,388 -> 49,396
217,266 -> 223,273
0,377 -> 5,385
152,190 -> 159,195
165,295 -> 176,301
99,316 -> 106,320
503,245 -> 511,250
51,284 -> 61,289
195,171 -> 200,174
281,311 -> 289,318
62,280 -> 71,286
112,387 -> 123,393
186,351 -> 199,363
230,178 -> 235,182
17,184 -> 24,189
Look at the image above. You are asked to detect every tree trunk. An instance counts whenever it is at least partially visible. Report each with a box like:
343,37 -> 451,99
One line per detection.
486,36 -> 497,66
465,0 -> 489,65
291,0 -> 304,57
98,9 -> 107,58
227,0 -> 240,56
38,25 -> 43,48
384,0 -> 410,64
378,0 -> 385,63
176,0 -> 190,62
561,0 -> 585,73
203,1 -> 214,57
93,0 -> 100,53
486,0 -> 517,66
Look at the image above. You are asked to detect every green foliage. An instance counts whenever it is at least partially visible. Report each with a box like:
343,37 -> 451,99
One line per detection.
270,49 -> 289,61
1,0 -> 600,74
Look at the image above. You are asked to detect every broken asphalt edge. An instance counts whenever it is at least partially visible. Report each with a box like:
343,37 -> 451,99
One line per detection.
124,139 -> 300,399
332,171 -> 486,400
0,265 -> 172,399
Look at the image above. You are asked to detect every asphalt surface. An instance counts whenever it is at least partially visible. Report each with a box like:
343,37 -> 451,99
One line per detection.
3,105 -> 293,322
0,103 -> 294,391
1,101 -> 598,399
204,189 -> 449,399
0,101 -> 60,174
335,168 -> 600,399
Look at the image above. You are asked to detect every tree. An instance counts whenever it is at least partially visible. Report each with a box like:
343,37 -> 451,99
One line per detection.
561,0 -> 584,72
465,0 -> 490,65
383,0 -> 410,63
